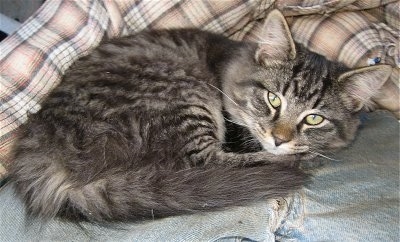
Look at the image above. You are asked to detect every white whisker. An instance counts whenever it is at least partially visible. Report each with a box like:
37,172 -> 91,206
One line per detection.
242,138 -> 258,145
309,150 -> 341,161
207,83 -> 240,107
224,117 -> 250,128
207,83 -> 258,123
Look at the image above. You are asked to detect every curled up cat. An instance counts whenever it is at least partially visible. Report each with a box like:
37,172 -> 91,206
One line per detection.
9,10 -> 391,223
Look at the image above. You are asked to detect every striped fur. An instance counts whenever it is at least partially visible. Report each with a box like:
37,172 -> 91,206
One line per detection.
9,10 -> 391,223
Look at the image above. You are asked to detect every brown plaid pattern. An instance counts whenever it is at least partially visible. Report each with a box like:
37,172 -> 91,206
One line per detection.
385,1 -> 399,31
0,0 -> 399,179
290,11 -> 384,67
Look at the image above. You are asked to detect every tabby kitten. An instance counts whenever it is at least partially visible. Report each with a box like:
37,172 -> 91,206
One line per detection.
10,10 -> 391,223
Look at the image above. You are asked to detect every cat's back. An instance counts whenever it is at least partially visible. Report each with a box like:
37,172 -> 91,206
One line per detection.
71,29 -> 215,73
40,29 -> 223,112
43,29 -> 226,110
22,29 -> 229,144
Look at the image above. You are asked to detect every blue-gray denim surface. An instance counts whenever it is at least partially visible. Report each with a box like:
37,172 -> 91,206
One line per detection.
1,111 -> 398,241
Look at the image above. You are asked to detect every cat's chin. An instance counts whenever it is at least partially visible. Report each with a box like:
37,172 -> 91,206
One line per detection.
262,144 -> 308,156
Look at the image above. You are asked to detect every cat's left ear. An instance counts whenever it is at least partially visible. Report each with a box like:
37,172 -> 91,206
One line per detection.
256,10 -> 296,64
338,65 -> 392,112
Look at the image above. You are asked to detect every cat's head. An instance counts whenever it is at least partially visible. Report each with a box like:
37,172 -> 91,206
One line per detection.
223,10 -> 392,156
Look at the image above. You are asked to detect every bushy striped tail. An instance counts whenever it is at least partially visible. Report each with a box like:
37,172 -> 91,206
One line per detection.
12,162 -> 308,222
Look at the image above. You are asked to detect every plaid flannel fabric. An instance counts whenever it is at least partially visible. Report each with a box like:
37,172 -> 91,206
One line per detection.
0,0 -> 399,178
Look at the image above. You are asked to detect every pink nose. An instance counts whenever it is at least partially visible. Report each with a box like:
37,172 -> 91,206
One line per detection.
273,135 -> 289,146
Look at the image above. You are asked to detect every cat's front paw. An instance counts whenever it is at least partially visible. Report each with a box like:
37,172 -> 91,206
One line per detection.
270,152 -> 317,167
257,151 -> 301,163
263,152 -> 316,167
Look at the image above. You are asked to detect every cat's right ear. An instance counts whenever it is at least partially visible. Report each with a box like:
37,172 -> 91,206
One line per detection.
255,10 -> 296,65
338,65 -> 392,112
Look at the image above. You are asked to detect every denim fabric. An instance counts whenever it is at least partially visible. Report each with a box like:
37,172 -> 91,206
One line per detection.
0,111 -> 398,241
0,184 -> 282,241
277,111 -> 400,241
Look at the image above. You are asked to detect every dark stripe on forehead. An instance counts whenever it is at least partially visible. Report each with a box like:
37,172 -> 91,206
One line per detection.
312,96 -> 323,109
282,81 -> 291,96
287,57 -> 307,96
307,88 -> 319,100
292,58 -> 305,77
312,81 -> 330,108
293,79 -> 299,96
276,80 -> 281,90
289,50 -> 334,101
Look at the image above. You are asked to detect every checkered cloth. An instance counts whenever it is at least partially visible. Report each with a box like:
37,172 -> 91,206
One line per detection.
1,0 -> 399,179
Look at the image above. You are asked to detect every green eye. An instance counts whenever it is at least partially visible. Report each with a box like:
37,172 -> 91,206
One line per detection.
305,114 -> 324,125
268,92 -> 281,108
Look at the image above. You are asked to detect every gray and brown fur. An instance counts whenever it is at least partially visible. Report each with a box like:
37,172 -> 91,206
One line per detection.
9,10 -> 391,223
